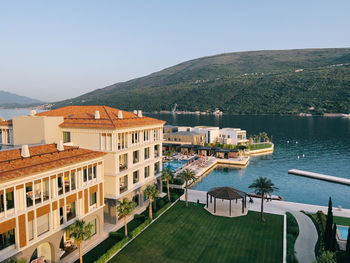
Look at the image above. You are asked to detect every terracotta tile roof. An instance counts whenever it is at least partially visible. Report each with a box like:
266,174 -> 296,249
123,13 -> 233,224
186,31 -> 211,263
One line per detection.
0,120 -> 12,126
0,144 -> 106,183
36,106 -> 165,129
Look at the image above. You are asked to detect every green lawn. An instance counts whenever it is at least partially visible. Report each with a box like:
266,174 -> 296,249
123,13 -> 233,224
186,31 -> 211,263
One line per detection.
110,201 -> 283,263
249,143 -> 273,151
334,216 -> 350,226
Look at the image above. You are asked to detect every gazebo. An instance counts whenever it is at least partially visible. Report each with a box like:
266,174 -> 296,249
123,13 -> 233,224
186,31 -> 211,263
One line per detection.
206,187 -> 247,216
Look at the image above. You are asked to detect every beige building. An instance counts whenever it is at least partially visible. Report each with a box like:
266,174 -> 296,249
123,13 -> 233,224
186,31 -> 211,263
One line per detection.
0,143 -> 105,263
164,131 -> 205,146
1,106 -> 166,225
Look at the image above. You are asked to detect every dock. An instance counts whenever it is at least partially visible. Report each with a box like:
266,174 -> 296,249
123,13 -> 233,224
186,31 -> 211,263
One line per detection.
288,169 -> 350,186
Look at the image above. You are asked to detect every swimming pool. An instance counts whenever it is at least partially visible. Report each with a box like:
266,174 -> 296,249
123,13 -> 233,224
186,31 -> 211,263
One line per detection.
338,226 -> 349,240
163,159 -> 187,172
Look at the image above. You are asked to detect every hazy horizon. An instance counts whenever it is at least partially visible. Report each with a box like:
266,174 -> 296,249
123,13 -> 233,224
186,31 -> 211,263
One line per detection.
1,0 -> 350,102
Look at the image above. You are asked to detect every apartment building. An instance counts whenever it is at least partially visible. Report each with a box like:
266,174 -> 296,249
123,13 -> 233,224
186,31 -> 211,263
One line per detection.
218,128 -> 248,145
0,143 -> 106,263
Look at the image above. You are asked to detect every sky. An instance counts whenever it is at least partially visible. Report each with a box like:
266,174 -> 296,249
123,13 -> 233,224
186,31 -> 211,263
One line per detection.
1,0 -> 349,102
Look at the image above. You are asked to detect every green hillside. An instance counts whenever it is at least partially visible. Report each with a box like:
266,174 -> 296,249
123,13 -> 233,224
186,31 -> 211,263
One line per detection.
53,48 -> 350,114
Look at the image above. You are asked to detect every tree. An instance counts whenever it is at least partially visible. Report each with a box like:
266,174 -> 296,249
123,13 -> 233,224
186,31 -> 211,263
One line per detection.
179,169 -> 196,207
117,198 -> 136,237
317,250 -> 336,263
248,177 -> 278,221
162,168 -> 174,202
324,197 -> 334,251
67,220 -> 93,263
329,223 -> 338,252
144,184 -> 159,220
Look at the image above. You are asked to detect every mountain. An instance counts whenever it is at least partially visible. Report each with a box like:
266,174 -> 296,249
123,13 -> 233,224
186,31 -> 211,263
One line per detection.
0,90 -> 43,107
53,48 -> 350,114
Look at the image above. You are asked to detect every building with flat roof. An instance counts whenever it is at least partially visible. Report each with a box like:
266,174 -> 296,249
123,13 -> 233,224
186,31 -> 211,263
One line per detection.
0,144 -> 105,263
164,131 -> 205,146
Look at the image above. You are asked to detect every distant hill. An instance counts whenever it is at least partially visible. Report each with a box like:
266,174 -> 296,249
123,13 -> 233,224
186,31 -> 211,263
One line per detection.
0,90 -> 43,108
53,48 -> 350,114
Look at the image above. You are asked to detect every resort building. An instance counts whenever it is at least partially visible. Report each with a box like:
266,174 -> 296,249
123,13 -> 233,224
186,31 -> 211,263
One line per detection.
217,128 -> 248,145
1,106 -> 166,226
163,131 -> 205,146
192,126 -> 220,144
0,143 -> 105,263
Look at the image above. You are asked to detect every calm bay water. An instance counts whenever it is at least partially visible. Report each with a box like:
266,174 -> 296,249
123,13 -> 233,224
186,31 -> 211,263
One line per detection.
148,113 -> 350,208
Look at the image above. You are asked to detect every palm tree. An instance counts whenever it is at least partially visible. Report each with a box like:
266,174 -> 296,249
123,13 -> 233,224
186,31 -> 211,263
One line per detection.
248,177 -> 278,221
162,168 -> 174,201
144,184 -> 159,220
260,132 -> 269,142
179,169 -> 196,207
117,198 -> 136,236
67,220 -> 93,263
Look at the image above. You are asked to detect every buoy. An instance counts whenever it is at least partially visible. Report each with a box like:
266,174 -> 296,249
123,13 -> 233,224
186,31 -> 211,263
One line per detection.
296,141 -> 298,144
302,154 -> 305,158
297,156 -> 300,159
287,141 -> 289,143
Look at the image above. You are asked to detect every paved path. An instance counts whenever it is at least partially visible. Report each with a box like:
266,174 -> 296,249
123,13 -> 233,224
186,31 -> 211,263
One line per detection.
186,189 -> 350,263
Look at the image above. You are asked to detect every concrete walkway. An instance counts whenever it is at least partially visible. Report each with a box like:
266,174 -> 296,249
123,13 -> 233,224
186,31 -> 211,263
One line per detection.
185,189 -> 350,263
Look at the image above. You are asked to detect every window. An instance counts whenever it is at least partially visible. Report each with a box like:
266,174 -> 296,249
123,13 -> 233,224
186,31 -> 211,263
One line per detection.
67,202 -> 76,221
83,168 -> 87,182
93,166 -> 97,179
63,132 -> 71,143
37,214 -> 49,236
144,130 -> 150,141
43,179 -> 50,201
144,166 -> 150,178
71,171 -> 76,191
58,176 -> 63,195
6,191 -> 14,210
0,193 -> 4,213
34,181 -> 42,204
88,167 -> 93,181
154,162 -> 160,175
28,220 -> 34,241
26,184 -> 33,208
144,147 -> 150,160
90,219 -> 96,237
132,131 -> 139,144
64,173 -> 70,193
133,171 -> 139,184
119,154 -> 128,171
154,145 -> 160,158
133,194 -> 139,206
119,175 -> 128,194
59,207 -> 64,225
0,229 -> 15,250
90,192 -> 97,206
133,151 -> 139,164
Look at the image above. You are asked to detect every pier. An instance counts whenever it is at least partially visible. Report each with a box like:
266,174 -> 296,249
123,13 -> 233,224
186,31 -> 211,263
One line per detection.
288,169 -> 350,186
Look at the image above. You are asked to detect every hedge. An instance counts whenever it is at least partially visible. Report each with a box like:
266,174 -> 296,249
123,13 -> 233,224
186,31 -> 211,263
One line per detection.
154,202 -> 172,218
94,236 -> 131,263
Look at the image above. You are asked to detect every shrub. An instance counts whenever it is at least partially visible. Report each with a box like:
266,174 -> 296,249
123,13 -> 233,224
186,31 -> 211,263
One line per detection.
171,194 -> 179,202
157,199 -> 165,210
109,232 -> 124,242
286,212 -> 299,263
154,202 -> 172,218
133,214 -> 146,222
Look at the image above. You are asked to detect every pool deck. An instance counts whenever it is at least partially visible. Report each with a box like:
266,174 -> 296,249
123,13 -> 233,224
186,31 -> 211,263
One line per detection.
171,156 -> 250,188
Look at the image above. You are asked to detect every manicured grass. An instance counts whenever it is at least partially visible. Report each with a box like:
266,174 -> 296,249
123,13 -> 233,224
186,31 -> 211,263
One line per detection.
110,201 -> 283,263
334,216 -> 350,226
286,212 -> 299,263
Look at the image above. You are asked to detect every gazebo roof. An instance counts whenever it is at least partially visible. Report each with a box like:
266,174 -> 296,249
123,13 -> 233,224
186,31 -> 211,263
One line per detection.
208,187 -> 246,200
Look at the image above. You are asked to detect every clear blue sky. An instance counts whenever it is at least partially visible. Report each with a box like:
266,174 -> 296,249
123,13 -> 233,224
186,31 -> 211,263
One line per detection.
1,0 -> 349,102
